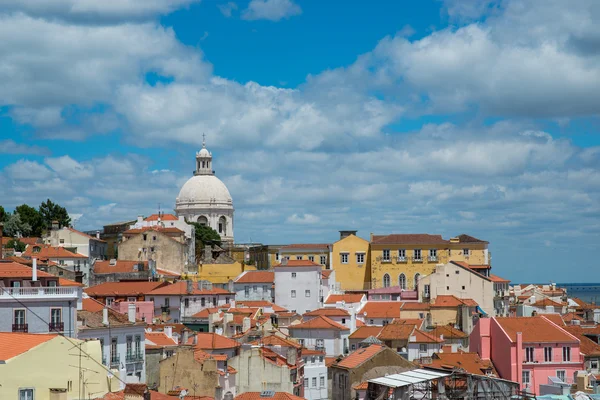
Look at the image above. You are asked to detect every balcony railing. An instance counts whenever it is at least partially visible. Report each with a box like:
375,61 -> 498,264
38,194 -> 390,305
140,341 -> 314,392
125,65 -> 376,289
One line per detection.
428,256 -> 437,262
0,287 -> 79,300
315,346 -> 325,352
49,322 -> 64,332
126,352 -> 144,363
102,356 -> 108,366
12,323 -> 28,332
110,356 -> 120,368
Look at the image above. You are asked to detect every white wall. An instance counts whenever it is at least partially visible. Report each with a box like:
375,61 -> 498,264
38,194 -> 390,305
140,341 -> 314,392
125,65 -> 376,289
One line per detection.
234,283 -> 272,301
407,342 -> 441,362
303,356 -> 328,400
275,266 -> 322,314
288,329 -> 350,356
149,294 -> 231,323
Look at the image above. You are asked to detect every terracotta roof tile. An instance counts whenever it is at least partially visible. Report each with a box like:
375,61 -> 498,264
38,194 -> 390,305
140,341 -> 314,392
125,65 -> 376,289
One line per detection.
359,301 -> 402,319
273,260 -> 322,268
353,382 -> 369,390
426,352 -> 497,375
322,270 -> 333,279
531,298 -> 564,308
123,226 -> 184,235
0,261 -> 56,278
325,293 -> 365,304
234,271 -> 274,284
65,227 -> 106,243
431,295 -> 478,308
564,326 -> 600,357
144,214 -> 178,221
290,315 -> 349,330
411,329 -> 444,343
148,281 -> 233,296
85,281 -> 167,296
349,326 -> 384,339
93,260 -> 148,274
336,344 -> 386,369
234,392 -> 305,400
428,324 -> 468,339
541,314 -> 565,327
304,308 -> 349,317
250,335 -> 302,349
23,245 -> 87,259
0,332 -> 56,361
301,348 -> 325,356
193,333 -> 240,350
82,297 -> 106,312
489,274 -> 510,283
58,277 -> 84,286
371,234 -> 448,245
78,307 -> 145,328
455,234 -> 488,243
280,244 -> 330,250
391,318 -> 425,328
401,302 -> 431,311
146,332 -> 177,347
236,301 -> 287,312
378,323 -> 416,341
495,316 -> 578,343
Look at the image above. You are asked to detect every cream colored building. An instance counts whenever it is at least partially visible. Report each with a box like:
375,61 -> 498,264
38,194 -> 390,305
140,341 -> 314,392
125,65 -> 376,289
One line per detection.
0,332 -> 113,400
331,231 -> 370,291
279,243 -> 331,267
418,261 -> 494,315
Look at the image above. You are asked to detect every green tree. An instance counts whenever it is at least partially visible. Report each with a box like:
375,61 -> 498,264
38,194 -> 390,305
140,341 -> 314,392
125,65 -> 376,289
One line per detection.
6,238 -> 26,252
15,204 -> 44,236
4,213 -> 32,237
39,199 -> 71,229
188,222 -> 222,263
0,205 -> 7,223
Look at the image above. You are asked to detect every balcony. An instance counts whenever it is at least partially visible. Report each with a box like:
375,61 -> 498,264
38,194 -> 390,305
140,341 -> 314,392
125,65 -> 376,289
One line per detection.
102,356 -> 108,366
0,287 -> 79,301
110,356 -> 120,368
12,323 -> 28,332
427,256 -> 437,262
49,322 -> 64,332
315,346 -> 325,352
126,352 -> 144,363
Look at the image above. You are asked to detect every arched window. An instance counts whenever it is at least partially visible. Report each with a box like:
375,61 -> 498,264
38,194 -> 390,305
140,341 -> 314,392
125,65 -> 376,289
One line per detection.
197,216 -> 208,226
383,274 -> 391,288
414,273 -> 420,289
399,273 -> 406,290
219,216 -> 227,235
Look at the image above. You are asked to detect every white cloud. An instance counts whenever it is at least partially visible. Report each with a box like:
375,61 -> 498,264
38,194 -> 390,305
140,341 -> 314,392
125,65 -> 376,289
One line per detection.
46,155 -> 94,179
0,139 -> 50,155
286,213 -> 319,224
242,0 -> 301,21
218,2 -> 238,18
5,160 -> 54,180
459,211 -> 476,220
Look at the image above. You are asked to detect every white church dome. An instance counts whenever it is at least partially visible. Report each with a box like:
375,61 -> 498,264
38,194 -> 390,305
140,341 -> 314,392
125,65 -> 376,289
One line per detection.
176,174 -> 232,205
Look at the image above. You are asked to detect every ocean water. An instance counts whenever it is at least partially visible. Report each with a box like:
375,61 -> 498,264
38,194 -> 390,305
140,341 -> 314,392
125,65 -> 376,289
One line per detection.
558,283 -> 600,304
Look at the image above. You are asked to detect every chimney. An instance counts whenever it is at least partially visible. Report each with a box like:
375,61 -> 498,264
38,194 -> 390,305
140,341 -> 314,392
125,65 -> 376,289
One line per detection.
52,220 -> 59,230
96,230 -> 100,239
182,329 -> 189,345
186,280 -> 193,294
32,258 -> 38,282
103,308 -> 109,325
516,332 -> 524,390
339,230 -> 358,240
137,215 -> 144,224
164,325 -> 173,339
193,334 -> 198,345
242,317 -> 251,333
128,303 -> 136,323
230,299 -> 235,308
350,308 -> 357,332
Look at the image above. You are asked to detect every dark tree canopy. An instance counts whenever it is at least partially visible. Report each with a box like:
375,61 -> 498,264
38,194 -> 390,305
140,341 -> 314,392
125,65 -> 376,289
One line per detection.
4,213 -> 32,238
15,204 -> 44,237
189,222 -> 222,247
0,205 -> 7,223
7,238 -> 26,252
39,199 -> 71,229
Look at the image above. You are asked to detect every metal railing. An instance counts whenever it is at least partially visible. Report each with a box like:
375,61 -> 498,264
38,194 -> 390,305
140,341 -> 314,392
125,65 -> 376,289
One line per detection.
0,287 -> 79,298
126,352 -> 143,363
12,323 -> 28,332
49,322 -> 64,332
110,355 -> 120,367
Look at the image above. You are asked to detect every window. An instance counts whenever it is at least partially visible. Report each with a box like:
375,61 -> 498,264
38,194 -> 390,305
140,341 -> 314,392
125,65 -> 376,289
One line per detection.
353,252 -> 364,264
463,248 -> 470,256
340,253 -> 349,264
201,298 -> 205,307
143,234 -> 147,241
341,318 -> 346,324
245,286 -> 250,296
292,272 -> 297,278
522,371 -> 530,387
212,297 -> 217,305
164,298 -> 170,307
382,249 -> 390,262
398,249 -> 406,261
127,297 -> 136,302
590,360 -> 598,370
150,247 -> 155,252
320,376 -> 325,387
526,347 -> 534,362
291,290 -> 296,298
275,252 -> 280,261
316,339 -> 324,349
383,274 -> 391,288
544,347 -> 553,362
263,285 -> 268,293
311,356 -> 316,364
399,274 -> 406,290
153,235 -> 157,241
50,308 -> 61,327
296,255 -> 303,260
455,270 -> 460,274
424,284 -> 430,297
414,273 -> 420,289
126,336 -> 133,357
11,280 -> 21,287
304,378 -> 308,388
48,280 -> 57,287
414,249 -> 422,261
253,285 -> 258,293
462,286 -> 466,290
14,309 -> 26,326
305,290 -> 311,297
111,338 -> 118,363
557,370 -> 566,382
184,298 -> 189,308
419,344 -> 427,353
370,319 -> 374,324
320,255 -> 327,265
563,346 -> 571,362
429,249 -> 437,261
312,377 -> 317,387
297,339 -> 304,346
135,335 -> 141,355
19,389 -> 34,400
59,239 -> 65,244
308,256 -> 314,262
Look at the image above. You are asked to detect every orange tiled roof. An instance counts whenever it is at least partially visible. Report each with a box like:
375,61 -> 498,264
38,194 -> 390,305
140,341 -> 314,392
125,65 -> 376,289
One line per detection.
251,335 -> 302,349
0,261 -> 56,278
261,347 -> 296,368
273,260 -> 322,268
58,277 -> 84,286
325,293 -> 365,304
82,298 -> 106,312
123,226 -> 184,235
280,243 -> 330,250
146,332 -> 177,347
378,323 -> 416,341
0,332 -> 56,361
144,214 -> 178,221
194,333 -> 241,350
93,260 -> 148,274
148,281 -> 233,296
391,318 -> 424,328
234,393 -> 305,400
336,344 -> 386,369
85,281 -> 167,296
455,234 -> 488,243
431,295 -> 478,308
531,298 -> 564,308
564,326 -> 600,357
234,271 -> 274,284
304,308 -> 349,317
95,387 -> 177,400
562,312 -> 583,323
302,348 -> 325,356
290,315 -> 349,331
349,326 -> 384,339
542,314 -> 565,327
427,352 -> 497,375
489,274 -> 510,283
22,245 -> 87,259
19,237 -> 42,246
429,324 -> 468,339
359,301 -> 402,319
237,301 -> 287,312
495,316 -> 578,343
411,329 -> 444,343
401,302 -> 430,311
191,307 -> 222,318
353,382 -> 369,390
371,234 -> 448,245
65,227 -> 106,242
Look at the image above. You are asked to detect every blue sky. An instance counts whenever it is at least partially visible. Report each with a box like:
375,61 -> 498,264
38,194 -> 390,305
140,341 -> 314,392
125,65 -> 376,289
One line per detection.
0,0 -> 599,282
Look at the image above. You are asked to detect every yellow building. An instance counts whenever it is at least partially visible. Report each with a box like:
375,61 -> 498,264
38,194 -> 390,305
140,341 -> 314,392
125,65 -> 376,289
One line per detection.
0,332 -> 113,400
279,243 -> 330,267
331,231 -> 371,291
191,261 -> 256,286
369,233 -> 489,289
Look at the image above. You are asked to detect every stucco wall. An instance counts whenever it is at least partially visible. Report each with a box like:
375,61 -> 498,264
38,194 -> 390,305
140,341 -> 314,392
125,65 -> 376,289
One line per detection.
228,348 -> 294,394
234,283 -> 272,301
158,347 -> 219,398
274,266 -> 322,314
0,299 -> 77,337
331,235 -> 370,291
119,231 -> 188,274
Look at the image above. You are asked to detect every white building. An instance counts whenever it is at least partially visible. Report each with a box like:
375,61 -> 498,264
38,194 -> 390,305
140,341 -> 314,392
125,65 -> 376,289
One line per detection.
323,293 -> 367,313
288,315 -> 350,356
321,269 -> 339,304
175,138 -> 234,245
148,281 -> 234,323
406,329 -> 443,362
302,349 -> 328,400
77,301 -> 146,386
274,259 -> 323,314
233,270 -> 274,301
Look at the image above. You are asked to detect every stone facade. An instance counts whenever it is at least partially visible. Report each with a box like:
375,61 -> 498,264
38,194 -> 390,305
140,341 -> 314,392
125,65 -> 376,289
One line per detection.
118,228 -> 189,274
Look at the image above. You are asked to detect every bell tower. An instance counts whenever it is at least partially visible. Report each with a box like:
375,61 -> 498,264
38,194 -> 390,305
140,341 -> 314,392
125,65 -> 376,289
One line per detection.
195,133 -> 214,176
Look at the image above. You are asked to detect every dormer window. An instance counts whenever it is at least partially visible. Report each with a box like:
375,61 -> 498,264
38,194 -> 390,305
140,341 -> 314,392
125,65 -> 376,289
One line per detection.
33,246 -> 41,253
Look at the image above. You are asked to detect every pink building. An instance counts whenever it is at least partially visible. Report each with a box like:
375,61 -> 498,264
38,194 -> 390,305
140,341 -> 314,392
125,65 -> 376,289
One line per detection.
470,316 -> 584,394
111,300 -> 154,322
